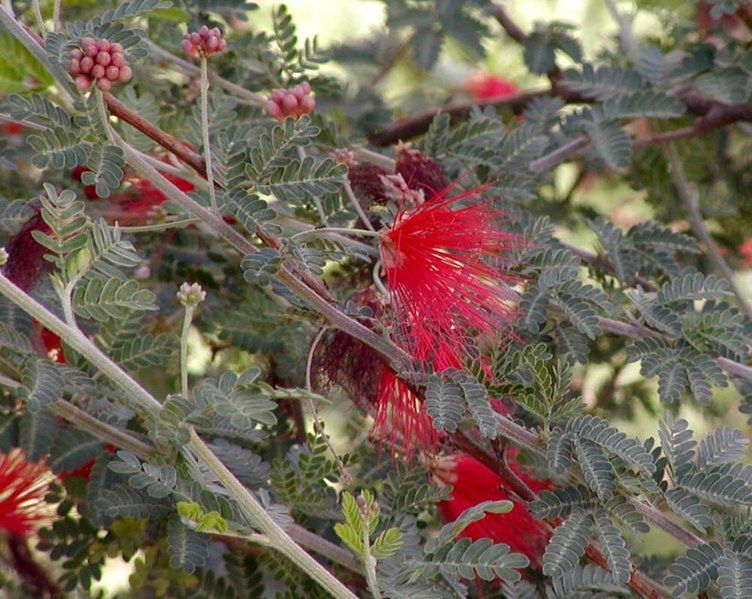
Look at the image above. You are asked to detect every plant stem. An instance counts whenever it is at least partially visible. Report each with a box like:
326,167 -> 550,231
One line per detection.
665,144 -> 752,320
343,180 -> 376,232
306,327 -> 351,482
187,429 -> 358,599
180,304 -> 196,398
289,227 -> 381,242
0,271 -> 357,599
49,400 -> 156,460
32,0 -> 45,34
52,0 -> 61,33
199,58 -> 219,214
360,510 -> 382,599
114,219 -> 200,233
529,136 -> 590,173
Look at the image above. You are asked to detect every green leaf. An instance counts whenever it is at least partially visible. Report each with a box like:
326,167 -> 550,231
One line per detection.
664,488 -> 711,533
574,437 -> 614,501
73,277 -> 157,321
424,373 -> 463,433
81,145 -> 125,199
665,542 -> 724,596
584,119 -> 631,170
718,552 -> 752,599
696,427 -> 749,470
167,516 -> 209,574
371,527 -> 404,558
542,509 -> 591,578
592,509 -> 631,584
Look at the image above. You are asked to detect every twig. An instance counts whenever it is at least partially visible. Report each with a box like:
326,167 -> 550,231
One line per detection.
529,137 -> 589,173
602,0 -> 638,61
664,144 -> 752,320
52,0 -> 61,33
487,1 -> 527,43
49,400 -> 157,460
199,58 -> 219,213
344,180 -> 376,232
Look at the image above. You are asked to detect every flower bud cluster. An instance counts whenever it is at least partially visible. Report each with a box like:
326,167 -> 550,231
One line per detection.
181,26 -> 227,58
69,38 -> 132,92
265,82 -> 315,121
177,282 -> 206,307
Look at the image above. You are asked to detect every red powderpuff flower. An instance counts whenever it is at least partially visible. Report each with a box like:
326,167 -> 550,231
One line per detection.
379,183 -> 518,369
432,454 -> 550,566
3,212 -> 51,293
0,449 -> 57,537
463,72 -> 519,100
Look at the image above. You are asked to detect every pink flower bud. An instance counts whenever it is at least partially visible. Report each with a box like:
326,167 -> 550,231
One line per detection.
69,59 -> 81,75
81,37 -> 96,47
218,38 -> 227,51
190,32 -> 201,45
180,39 -> 194,54
96,51 -> 111,66
106,66 -> 120,80
80,57 -> 94,73
91,64 -> 105,79
110,43 -> 123,54
199,25 -> 209,36
300,95 -> 316,113
265,101 -> 283,120
117,66 -> 133,83
299,81 -> 311,95
206,35 -> 219,51
282,93 -> 298,113
291,85 -> 306,102
84,44 -> 99,58
211,27 -> 221,37
271,89 -> 286,102
96,78 -> 112,92
71,48 -> 84,60
97,39 -> 111,52
111,53 -> 125,68
74,75 -> 91,90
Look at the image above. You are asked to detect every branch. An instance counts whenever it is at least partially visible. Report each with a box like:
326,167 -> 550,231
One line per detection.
487,1 -> 527,43
664,144 -> 752,320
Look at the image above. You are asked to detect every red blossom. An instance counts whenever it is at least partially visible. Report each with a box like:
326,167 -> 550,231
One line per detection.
373,183 -> 518,451
463,72 -> 519,100
3,212 -> 51,293
0,449 -> 56,537
432,454 -> 550,566
739,238 -> 752,268
395,147 -> 449,197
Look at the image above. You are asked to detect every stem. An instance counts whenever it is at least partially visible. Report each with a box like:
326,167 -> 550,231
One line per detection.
665,145 -> 752,320
188,429 -> 358,599
0,272 -> 162,414
343,180 -> 376,232
32,0 -> 45,34
52,0 -> 61,33
49,400 -> 156,460
0,271 -> 357,599
289,227 -> 381,242
360,510 -> 382,599
199,58 -> 219,214
602,0 -> 638,61
0,5 -> 76,104
114,218 -> 200,233
529,136 -> 590,173
306,327 -> 350,482
180,304 -> 196,398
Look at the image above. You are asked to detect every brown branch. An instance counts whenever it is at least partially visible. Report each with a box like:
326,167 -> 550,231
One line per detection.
584,544 -> 665,599
368,89 -> 546,146
488,1 -> 527,43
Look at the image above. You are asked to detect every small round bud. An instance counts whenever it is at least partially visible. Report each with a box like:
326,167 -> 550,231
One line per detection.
218,38 -> 227,51
80,56 -> 94,73
300,95 -> 316,112
72,48 -> 84,60
206,35 -> 219,51
190,32 -> 201,45
265,101 -> 282,119
96,51 -> 112,66
117,66 -> 132,82
110,42 -> 124,54
298,81 -> 311,95
180,39 -> 194,54
271,89 -> 286,102
97,39 -> 111,52
291,85 -> 306,101
74,75 -> 91,90
91,64 -> 105,79
211,27 -> 221,37
111,52 -> 125,68
84,43 -> 99,58
96,78 -> 112,92
177,282 -> 206,307
0,247 -> 8,267
106,65 -> 120,80
81,37 -> 96,47
69,59 -> 81,75
199,25 -> 209,36
282,93 -> 298,113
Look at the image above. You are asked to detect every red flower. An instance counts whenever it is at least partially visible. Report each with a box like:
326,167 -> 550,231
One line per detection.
379,183 -> 518,368
432,454 -> 550,565
739,238 -> 752,268
3,212 -> 51,293
463,72 -> 519,100
0,449 -> 56,537
374,183 -> 518,451
395,147 -> 449,198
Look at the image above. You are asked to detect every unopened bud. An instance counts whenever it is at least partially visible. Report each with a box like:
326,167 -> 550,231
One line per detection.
177,282 -> 206,307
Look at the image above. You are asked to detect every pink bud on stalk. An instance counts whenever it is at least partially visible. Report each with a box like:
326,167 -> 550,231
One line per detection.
68,38 -> 132,92
265,82 -> 315,121
181,25 -> 227,59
